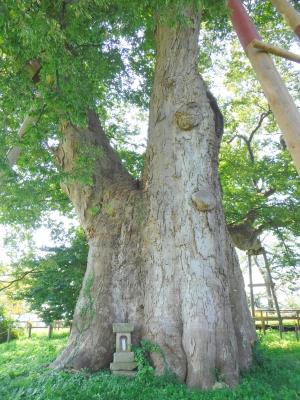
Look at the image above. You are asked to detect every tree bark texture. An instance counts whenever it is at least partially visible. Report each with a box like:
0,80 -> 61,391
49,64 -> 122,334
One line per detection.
52,9 -> 255,389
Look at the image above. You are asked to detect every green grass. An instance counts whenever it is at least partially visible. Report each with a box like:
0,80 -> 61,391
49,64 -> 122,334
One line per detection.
0,331 -> 299,400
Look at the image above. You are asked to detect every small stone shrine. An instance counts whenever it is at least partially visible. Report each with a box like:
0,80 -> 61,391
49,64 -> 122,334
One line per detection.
110,323 -> 137,377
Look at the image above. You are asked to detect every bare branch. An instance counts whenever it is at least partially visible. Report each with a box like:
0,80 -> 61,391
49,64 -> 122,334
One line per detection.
0,269 -> 41,292
248,108 -> 272,144
228,109 -> 272,156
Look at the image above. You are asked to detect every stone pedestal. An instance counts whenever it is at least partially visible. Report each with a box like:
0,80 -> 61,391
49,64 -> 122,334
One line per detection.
110,323 -> 137,377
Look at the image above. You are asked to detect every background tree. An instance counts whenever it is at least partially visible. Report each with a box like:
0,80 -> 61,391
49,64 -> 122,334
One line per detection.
12,229 -> 87,324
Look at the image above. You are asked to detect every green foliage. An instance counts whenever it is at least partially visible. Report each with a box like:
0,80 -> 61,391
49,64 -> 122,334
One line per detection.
14,229 -> 88,324
269,235 -> 300,288
133,339 -> 167,380
117,149 -> 145,180
0,331 -> 300,399
219,142 -> 300,231
67,145 -> 104,187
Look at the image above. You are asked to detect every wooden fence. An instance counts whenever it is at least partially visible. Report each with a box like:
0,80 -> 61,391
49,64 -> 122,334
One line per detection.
2,311 -> 300,343
254,309 -> 300,340
1,320 -> 72,343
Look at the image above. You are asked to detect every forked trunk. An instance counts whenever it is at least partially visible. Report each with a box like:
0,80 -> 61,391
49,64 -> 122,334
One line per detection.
52,9 -> 255,389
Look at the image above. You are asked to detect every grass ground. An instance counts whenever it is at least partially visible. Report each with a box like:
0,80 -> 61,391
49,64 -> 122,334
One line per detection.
0,331 -> 299,400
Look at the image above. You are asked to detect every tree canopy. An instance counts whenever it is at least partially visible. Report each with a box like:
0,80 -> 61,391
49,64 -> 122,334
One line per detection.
13,229 -> 87,323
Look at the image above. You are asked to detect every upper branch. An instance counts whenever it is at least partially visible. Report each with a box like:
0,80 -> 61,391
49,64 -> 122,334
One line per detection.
248,108 -> 271,144
228,108 -> 273,191
228,108 -> 272,162
6,114 -> 36,168
6,59 -> 42,168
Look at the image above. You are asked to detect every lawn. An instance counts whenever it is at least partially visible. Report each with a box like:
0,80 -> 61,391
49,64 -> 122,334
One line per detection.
0,331 -> 299,400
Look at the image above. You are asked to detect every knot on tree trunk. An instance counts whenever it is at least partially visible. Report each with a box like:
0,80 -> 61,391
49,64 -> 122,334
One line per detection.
191,189 -> 215,211
175,102 -> 201,131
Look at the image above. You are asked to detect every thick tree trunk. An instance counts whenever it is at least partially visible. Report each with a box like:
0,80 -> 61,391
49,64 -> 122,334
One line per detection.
52,112 -> 146,370
52,8 -> 255,389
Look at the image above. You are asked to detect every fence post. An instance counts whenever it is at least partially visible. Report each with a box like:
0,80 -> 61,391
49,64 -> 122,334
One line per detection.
28,322 -> 32,338
7,326 -> 11,343
69,321 -> 72,335
260,310 -> 266,334
279,323 -> 283,339
48,323 -> 53,339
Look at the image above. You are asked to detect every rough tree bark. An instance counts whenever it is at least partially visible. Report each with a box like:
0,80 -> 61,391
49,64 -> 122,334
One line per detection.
52,9 -> 255,389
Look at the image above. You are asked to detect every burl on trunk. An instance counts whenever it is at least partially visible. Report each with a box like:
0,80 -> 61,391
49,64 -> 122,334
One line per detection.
52,9 -> 255,389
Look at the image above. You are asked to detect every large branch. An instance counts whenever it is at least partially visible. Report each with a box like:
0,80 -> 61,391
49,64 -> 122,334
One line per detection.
5,56 -> 135,236
6,60 -> 42,168
6,114 -> 37,168
54,110 -> 136,231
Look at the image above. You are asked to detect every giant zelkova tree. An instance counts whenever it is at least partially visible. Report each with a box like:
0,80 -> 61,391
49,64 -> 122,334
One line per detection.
0,1 -> 256,388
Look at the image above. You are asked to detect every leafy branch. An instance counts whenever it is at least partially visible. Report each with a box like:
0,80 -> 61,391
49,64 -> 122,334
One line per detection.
228,108 -> 272,163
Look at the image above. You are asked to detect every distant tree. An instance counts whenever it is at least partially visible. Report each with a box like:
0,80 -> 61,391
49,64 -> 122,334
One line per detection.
14,230 -> 87,324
